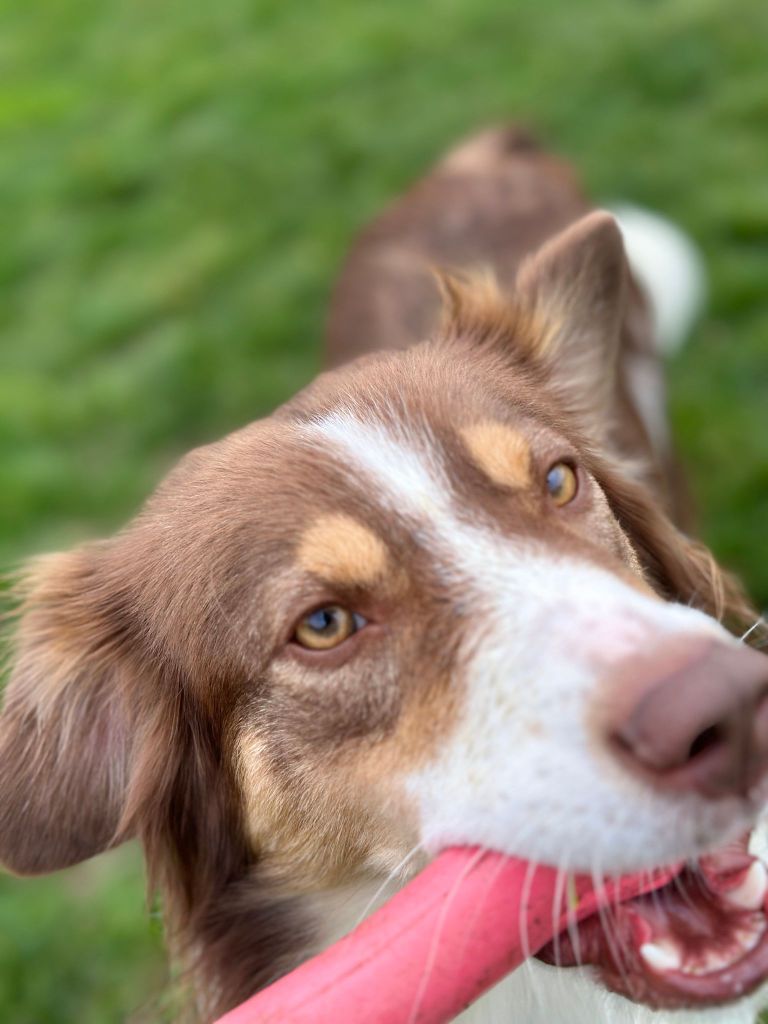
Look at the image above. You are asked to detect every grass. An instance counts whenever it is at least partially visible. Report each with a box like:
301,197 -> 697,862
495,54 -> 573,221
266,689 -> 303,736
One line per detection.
0,0 -> 766,1019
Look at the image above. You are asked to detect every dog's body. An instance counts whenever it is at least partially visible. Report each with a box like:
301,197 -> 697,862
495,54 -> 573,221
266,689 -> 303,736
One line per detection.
2,127 -> 768,1024
326,126 -> 682,519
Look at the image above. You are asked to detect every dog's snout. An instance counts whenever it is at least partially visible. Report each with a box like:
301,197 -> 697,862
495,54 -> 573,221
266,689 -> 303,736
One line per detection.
612,640 -> 768,798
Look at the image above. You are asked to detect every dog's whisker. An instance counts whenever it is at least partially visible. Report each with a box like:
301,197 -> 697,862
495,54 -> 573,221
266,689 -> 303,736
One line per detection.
516,850 -> 545,1019
741,617 -> 766,644
551,859 -> 570,970
406,846 -> 486,1024
552,856 -> 577,1011
518,854 -> 539,964
670,864 -> 704,914
456,845 -> 510,958
563,863 -> 583,971
353,843 -> 425,928
592,856 -> 634,997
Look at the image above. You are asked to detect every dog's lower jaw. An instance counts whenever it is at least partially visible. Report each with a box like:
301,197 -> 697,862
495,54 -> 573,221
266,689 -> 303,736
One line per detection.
456,963 -> 768,1024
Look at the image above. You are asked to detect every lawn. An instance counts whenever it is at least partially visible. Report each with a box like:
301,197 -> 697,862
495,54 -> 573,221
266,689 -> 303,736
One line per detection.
1,0 -> 767,1020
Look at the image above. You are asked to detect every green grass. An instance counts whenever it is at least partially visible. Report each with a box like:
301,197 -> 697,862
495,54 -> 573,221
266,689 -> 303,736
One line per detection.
0,849 -> 167,1023
1,0 -> 766,1019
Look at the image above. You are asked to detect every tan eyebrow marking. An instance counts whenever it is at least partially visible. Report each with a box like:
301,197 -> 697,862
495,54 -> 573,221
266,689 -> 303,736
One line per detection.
297,514 -> 389,585
460,421 -> 532,489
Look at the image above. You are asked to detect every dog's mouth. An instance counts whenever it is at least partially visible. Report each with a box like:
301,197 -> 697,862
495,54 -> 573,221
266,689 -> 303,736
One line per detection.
233,833 -> 768,1023
537,832 -> 768,1009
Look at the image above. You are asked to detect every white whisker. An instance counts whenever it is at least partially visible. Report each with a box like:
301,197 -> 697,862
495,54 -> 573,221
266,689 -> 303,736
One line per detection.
551,861 -> 569,969
354,843 -> 424,928
741,617 -> 766,644
592,855 -> 633,997
406,847 -> 486,1024
565,868 -> 583,970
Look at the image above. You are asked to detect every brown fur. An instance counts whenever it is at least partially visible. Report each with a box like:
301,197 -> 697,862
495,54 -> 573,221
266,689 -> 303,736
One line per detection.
0,126 -> 762,1020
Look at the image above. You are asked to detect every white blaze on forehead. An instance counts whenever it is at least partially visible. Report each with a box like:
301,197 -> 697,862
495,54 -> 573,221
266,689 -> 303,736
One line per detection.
304,409 -> 517,575
305,410 -> 451,521
303,410 -> 744,873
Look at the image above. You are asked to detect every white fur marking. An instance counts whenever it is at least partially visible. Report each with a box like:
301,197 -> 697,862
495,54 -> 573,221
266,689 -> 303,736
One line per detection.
303,411 -> 767,1022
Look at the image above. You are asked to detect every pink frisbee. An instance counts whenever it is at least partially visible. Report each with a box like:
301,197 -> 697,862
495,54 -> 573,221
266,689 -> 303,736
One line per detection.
215,847 -> 678,1024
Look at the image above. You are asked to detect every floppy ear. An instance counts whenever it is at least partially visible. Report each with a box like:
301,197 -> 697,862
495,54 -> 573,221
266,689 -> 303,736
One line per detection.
596,460 -> 763,642
0,546 -> 137,874
439,211 -> 629,440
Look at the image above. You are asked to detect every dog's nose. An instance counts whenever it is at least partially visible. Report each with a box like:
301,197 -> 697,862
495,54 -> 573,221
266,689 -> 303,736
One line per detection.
613,640 -> 768,798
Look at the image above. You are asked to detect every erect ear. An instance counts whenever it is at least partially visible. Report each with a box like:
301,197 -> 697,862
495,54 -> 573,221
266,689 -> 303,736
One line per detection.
438,212 -> 630,440
514,211 -> 629,436
0,546 -> 137,874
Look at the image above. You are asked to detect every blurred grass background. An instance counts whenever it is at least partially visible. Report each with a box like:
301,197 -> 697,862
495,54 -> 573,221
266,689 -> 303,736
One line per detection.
1,0 -> 766,1020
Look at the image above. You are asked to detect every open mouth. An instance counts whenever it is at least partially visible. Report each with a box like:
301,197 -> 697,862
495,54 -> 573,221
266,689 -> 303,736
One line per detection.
224,834 -> 768,1023
537,832 -> 768,1009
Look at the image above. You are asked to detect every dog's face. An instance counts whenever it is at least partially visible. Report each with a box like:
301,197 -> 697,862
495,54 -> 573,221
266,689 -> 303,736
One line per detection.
1,214 -> 766,1019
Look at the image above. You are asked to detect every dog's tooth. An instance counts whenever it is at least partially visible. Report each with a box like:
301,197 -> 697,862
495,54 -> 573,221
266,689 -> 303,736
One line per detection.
640,941 -> 682,972
698,949 -> 734,975
735,923 -> 765,954
725,861 -> 768,911
748,822 -> 768,867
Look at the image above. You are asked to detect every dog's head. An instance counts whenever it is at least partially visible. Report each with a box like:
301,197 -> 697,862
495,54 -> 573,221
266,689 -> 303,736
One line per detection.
2,213 -> 766,1017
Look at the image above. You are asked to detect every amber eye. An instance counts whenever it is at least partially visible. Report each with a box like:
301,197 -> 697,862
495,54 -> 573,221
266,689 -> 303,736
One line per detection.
545,461 -> 578,507
293,606 -> 366,651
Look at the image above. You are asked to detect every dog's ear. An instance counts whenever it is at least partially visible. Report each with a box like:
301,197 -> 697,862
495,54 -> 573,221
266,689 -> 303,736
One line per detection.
439,212 -> 629,439
598,462 -> 762,641
0,546 -> 138,874
514,211 -> 629,435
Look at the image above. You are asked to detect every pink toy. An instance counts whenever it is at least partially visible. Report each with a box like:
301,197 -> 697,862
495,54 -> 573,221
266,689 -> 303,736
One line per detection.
215,847 -> 679,1024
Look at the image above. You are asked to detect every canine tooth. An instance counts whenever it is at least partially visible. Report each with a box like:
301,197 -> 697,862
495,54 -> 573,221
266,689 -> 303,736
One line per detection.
725,861 -> 768,911
640,941 -> 682,972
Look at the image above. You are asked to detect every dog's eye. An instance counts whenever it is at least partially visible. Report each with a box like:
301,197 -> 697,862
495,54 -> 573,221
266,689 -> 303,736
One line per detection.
293,606 -> 366,651
545,461 -> 578,507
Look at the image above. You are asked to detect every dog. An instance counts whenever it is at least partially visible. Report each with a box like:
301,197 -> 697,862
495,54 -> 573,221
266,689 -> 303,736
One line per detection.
2,125 -> 768,1024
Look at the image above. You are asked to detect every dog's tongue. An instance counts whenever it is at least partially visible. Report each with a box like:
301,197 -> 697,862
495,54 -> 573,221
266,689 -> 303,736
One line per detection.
215,848 -> 678,1024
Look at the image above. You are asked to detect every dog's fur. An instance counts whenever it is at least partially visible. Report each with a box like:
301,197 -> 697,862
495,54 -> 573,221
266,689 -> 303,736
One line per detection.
1,127 -> 765,1023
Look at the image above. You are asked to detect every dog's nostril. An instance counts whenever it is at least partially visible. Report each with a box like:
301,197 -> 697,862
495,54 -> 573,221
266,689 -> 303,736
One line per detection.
687,723 -> 726,761
611,640 -> 768,797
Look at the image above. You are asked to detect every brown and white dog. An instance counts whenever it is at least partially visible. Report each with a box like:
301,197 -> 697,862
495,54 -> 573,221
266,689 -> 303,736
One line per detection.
2,126 -> 768,1024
